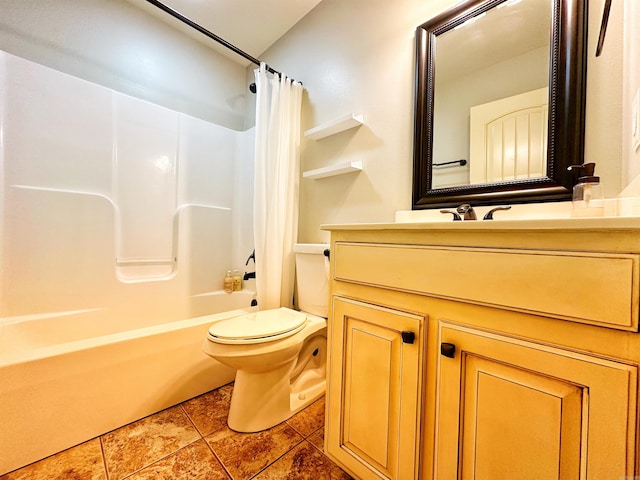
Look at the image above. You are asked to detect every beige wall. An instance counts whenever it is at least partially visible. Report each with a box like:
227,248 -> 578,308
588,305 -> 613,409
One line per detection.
251,0 -> 452,242
257,0 -> 631,242
585,0 -> 624,196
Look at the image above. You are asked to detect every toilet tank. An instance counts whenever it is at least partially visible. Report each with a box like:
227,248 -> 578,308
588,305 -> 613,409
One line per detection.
294,243 -> 329,318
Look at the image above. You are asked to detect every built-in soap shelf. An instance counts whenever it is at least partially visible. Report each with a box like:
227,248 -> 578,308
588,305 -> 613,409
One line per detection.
303,160 -> 363,180
304,113 -> 363,140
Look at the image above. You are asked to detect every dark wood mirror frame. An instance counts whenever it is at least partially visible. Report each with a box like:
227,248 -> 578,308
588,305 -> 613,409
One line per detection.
412,0 -> 588,209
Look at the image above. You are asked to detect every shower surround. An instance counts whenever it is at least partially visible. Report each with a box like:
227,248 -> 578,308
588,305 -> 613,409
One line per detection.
0,50 -> 255,474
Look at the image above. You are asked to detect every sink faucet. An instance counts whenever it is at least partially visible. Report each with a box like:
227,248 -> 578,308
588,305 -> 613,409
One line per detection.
441,204 -> 512,221
456,204 -> 476,220
440,203 -> 476,221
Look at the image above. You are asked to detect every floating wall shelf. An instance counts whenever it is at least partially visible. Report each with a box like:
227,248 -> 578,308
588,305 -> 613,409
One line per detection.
303,160 -> 363,180
304,113 -> 364,140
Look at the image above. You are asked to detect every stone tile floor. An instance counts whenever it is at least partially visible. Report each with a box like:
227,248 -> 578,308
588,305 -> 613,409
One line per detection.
0,384 -> 352,479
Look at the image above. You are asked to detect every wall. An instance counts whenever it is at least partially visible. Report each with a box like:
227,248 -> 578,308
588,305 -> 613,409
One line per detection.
247,0 -> 448,242
257,0 -> 631,242
620,0 -> 640,194
0,0 -> 248,130
584,0 -> 624,196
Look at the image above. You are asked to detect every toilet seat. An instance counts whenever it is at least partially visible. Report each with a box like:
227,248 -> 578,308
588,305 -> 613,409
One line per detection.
207,307 -> 307,345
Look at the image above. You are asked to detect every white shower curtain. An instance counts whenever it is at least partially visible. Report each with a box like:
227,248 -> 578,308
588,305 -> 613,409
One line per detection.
253,63 -> 303,310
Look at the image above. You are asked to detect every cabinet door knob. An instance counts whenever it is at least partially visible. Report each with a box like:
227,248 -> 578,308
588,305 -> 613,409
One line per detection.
401,331 -> 415,344
440,342 -> 456,358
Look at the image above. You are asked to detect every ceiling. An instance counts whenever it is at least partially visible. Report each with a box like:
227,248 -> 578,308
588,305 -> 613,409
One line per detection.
127,0 -> 323,66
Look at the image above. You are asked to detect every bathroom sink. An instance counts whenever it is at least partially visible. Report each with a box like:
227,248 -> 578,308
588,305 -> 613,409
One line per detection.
325,216 -> 640,232
396,201 -> 575,223
389,198 -> 640,230
322,198 -> 640,232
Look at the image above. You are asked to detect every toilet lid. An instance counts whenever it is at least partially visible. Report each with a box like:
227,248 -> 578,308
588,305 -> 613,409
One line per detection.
208,307 -> 307,344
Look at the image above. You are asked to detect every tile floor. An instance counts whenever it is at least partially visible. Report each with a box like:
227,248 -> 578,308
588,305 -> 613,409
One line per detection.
1,383 -> 352,480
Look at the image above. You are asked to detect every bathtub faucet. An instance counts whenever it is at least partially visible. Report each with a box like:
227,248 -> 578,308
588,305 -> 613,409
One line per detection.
243,271 -> 255,281
244,250 -> 256,280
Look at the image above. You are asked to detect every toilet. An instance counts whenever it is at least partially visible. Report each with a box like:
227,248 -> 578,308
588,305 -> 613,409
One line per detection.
202,243 -> 329,432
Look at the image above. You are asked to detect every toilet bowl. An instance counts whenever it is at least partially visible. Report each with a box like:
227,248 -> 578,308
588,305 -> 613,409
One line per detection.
202,244 -> 329,433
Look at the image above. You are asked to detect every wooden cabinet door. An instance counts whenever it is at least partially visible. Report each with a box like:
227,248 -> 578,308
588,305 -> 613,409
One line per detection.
326,297 -> 424,480
435,322 -> 638,480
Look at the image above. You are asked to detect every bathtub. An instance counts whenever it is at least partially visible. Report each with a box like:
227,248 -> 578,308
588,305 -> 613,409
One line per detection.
0,290 -> 255,476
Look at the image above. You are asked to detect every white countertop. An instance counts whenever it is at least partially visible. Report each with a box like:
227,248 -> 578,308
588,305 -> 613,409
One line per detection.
322,199 -> 640,232
322,216 -> 640,232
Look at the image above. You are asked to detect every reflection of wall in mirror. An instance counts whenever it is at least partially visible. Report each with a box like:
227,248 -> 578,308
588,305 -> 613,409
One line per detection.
432,46 -> 548,189
621,0 -> 640,191
469,87 -> 548,184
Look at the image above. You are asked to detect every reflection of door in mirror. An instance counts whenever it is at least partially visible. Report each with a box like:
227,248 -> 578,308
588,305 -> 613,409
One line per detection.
469,87 -> 548,184
431,0 -> 551,190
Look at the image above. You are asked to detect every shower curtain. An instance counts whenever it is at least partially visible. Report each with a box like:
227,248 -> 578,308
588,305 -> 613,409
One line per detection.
253,63 -> 303,310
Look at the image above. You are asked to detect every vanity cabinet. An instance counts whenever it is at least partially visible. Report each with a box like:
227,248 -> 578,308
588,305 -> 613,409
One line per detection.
325,296 -> 424,480
323,220 -> 640,480
437,322 -> 636,479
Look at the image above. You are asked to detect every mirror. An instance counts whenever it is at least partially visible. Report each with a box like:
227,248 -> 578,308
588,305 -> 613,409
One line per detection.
412,0 -> 587,209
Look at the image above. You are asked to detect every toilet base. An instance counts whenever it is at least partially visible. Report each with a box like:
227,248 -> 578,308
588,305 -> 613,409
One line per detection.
227,364 -> 325,433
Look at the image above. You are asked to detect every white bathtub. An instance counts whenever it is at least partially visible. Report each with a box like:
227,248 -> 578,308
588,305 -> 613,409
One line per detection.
0,291 -> 255,476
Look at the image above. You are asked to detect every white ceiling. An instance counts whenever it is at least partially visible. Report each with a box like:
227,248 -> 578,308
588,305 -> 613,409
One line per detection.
127,0 -> 323,65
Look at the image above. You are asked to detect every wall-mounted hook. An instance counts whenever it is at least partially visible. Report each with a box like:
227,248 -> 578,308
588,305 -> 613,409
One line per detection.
596,0 -> 612,57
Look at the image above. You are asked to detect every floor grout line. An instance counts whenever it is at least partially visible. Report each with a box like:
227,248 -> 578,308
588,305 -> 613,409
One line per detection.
178,396 -> 237,479
98,436 -> 110,480
118,437 -> 209,480
201,437 -> 234,480
247,435 -> 307,480
179,403 -> 205,438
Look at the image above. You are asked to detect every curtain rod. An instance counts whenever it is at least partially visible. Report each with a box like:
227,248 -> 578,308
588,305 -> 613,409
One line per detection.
145,0 -> 287,85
